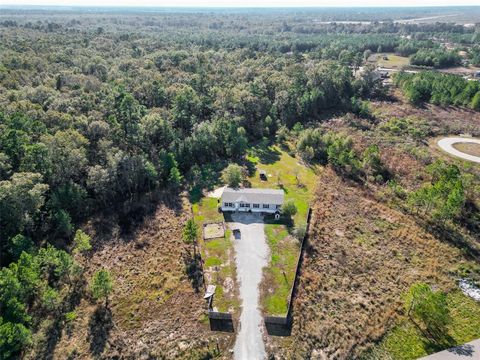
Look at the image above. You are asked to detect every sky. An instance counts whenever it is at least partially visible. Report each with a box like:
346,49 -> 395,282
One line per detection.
2,0 -> 480,7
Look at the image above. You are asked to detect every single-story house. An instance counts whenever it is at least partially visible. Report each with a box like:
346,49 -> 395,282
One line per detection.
221,187 -> 284,214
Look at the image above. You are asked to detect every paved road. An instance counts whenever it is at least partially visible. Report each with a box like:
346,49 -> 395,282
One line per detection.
437,137 -> 480,164
230,213 -> 269,360
419,339 -> 480,359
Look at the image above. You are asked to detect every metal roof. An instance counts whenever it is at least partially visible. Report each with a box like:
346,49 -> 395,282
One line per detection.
221,187 -> 284,205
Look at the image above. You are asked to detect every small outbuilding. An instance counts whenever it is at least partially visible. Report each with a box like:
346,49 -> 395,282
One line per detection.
221,187 -> 284,214
259,170 -> 268,181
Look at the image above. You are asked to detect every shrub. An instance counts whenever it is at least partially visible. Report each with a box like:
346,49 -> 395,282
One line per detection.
405,283 -> 451,342
222,163 -> 243,188
293,222 -> 307,240
73,229 -> 92,254
281,200 -> 297,218
91,269 -> 113,307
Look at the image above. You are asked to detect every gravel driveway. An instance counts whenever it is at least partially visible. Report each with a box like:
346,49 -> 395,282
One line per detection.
437,137 -> 480,164
229,213 -> 269,360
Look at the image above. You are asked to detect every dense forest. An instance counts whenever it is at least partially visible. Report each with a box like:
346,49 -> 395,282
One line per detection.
1,7 -> 480,359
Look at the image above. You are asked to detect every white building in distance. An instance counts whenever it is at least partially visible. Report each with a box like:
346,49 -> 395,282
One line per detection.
221,187 -> 284,214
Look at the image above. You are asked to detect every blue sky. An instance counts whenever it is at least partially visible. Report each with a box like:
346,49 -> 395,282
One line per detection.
2,0 -> 480,7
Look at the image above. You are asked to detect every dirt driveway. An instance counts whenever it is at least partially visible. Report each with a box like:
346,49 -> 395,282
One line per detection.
229,213 -> 269,360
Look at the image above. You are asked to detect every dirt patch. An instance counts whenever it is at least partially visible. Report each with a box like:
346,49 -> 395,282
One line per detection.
204,222 -> 225,240
453,142 -> 480,157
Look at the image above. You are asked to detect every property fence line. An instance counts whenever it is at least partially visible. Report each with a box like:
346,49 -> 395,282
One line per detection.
264,207 -> 313,335
208,310 -> 235,332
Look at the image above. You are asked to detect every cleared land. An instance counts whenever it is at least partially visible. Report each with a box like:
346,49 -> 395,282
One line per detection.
370,291 -> 480,359
246,144 -> 317,316
266,95 -> 480,359
47,195 -> 233,359
369,53 -> 410,69
267,168 -> 480,359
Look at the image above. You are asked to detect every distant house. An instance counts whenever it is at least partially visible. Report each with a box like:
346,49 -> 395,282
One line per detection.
221,188 -> 284,214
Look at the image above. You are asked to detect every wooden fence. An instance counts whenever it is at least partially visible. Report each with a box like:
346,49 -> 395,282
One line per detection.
264,207 -> 313,336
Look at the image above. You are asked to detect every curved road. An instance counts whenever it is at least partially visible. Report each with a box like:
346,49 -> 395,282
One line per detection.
230,213 -> 268,360
437,137 -> 480,164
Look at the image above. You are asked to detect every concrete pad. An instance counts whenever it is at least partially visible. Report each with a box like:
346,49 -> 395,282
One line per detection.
207,186 -> 226,199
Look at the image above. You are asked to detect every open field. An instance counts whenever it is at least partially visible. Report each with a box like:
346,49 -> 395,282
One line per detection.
265,95 -> 480,358
369,53 -> 410,69
262,224 -> 300,315
246,144 -> 317,316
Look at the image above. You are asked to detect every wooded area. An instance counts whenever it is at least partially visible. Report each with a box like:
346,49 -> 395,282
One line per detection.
1,7 -> 480,359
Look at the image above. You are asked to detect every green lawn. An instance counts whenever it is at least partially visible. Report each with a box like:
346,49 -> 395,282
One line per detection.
247,143 -> 317,315
370,53 -> 410,69
192,197 -> 223,224
369,291 -> 480,360
246,144 -> 317,224
192,197 -> 238,313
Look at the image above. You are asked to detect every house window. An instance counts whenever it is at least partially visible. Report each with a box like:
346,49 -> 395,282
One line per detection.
253,204 -> 260,208
245,203 -> 250,208
239,203 -> 246,208
276,205 -> 281,209
224,202 -> 232,207
263,204 -> 269,209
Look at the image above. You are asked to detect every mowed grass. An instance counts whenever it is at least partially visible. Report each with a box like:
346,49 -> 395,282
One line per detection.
193,197 -> 237,313
371,52 -> 410,69
370,291 -> 480,360
192,197 -> 223,224
246,144 -> 316,224
247,143 -> 317,315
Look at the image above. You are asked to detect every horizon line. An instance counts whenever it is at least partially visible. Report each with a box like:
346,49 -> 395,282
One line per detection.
2,4 -> 480,9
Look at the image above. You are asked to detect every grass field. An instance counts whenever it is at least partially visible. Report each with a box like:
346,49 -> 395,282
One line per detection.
370,53 -> 410,69
246,143 -> 317,224
246,143 -> 317,315
193,197 -> 238,313
368,291 -> 480,360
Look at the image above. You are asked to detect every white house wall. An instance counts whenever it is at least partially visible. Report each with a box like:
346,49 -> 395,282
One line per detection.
221,203 -> 281,213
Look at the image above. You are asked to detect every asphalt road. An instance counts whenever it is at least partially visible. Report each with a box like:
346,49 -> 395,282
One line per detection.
437,137 -> 480,164
419,339 -> 480,359
230,213 -> 269,360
